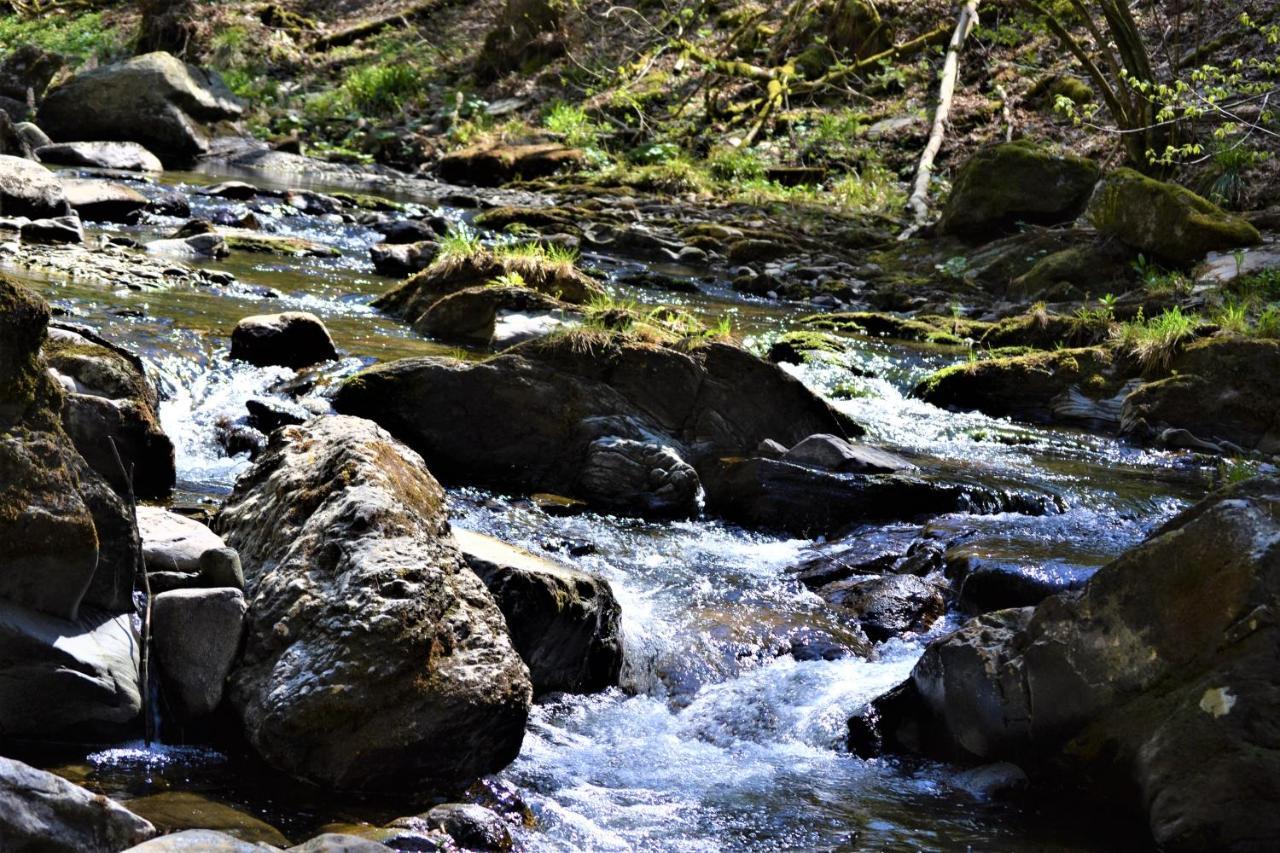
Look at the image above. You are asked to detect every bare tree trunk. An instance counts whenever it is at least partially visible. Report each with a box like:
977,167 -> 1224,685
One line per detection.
900,0 -> 980,240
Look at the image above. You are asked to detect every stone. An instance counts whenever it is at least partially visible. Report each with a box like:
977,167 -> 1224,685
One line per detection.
123,792 -> 289,847
783,434 -> 915,474
0,755 -> 155,852
865,475 -> 1280,851
423,803 -> 510,851
415,284 -> 572,346
373,219 -> 442,244
120,828 -> 278,852
138,506 -> 228,574
198,181 -> 258,200
938,140 -> 1101,238
818,574 -> 946,642
199,547 -> 244,589
216,416 -> 531,791
45,325 -> 176,499
288,835 -> 391,852
20,215 -> 82,244
334,335 -> 860,516
37,141 -> 164,173
245,397 -> 309,434
455,528 -> 623,694
147,191 -> 190,218
0,154 -> 71,218
230,312 -> 338,369
0,277 -> 140,619
14,122 -> 51,151
437,142 -> 584,187
1089,167 -> 1261,264
0,45 -> 64,103
0,111 -> 31,159
37,52 -> 243,168
153,587 -> 246,718
60,179 -> 149,222
370,240 -> 438,277
0,602 -> 141,737
576,436 -> 703,517
146,233 -> 227,258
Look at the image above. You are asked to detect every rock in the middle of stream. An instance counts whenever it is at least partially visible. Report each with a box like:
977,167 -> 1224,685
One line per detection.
215,415 -> 532,792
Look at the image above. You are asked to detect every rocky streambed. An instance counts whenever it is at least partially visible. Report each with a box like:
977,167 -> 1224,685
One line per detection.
0,141 -> 1257,851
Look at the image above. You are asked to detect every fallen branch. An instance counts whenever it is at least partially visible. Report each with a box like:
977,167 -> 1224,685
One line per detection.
307,0 -> 452,51
900,0 -> 980,240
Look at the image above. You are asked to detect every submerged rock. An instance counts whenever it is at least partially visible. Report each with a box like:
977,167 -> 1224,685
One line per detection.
230,312 -> 338,369
37,52 -> 243,167
1089,167 -> 1261,264
122,792 -> 290,848
37,141 -> 164,173
455,528 -> 623,694
333,334 -> 859,517
938,140 -> 1100,238
0,755 -> 155,852
861,475 -> 1280,851
216,416 -> 531,792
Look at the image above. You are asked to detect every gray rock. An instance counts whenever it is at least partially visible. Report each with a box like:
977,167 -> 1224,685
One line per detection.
0,601 -> 141,737
60,179 -> 149,223
819,573 -> 946,642
370,240 -> 439,277
15,122 -> 52,152
37,52 -> 243,168
952,762 -> 1029,800
121,829 -> 276,852
0,154 -> 70,218
146,233 -> 227,257
577,436 -> 702,517
216,416 -> 531,791
20,214 -> 82,244
287,834 -> 390,852
783,434 -> 915,474
0,44 -> 64,102
230,312 -> 338,369
153,587 -> 246,718
455,528 -> 623,694
0,755 -> 154,852
37,141 -> 163,172
138,506 -> 227,574
421,803 -> 510,851
200,547 -> 245,589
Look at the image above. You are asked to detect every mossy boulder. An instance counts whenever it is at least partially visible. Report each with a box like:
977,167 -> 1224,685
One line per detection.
938,140 -> 1101,239
1121,337 -> 1280,454
1089,168 -> 1261,265
914,347 -> 1138,428
438,142 -> 583,187
767,330 -> 855,364
802,312 -> 966,346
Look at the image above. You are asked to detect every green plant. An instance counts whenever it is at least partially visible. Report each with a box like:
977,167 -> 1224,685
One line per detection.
543,102 -> 603,149
937,256 -> 970,282
1217,457 -> 1260,487
1112,306 -> 1198,371
708,146 -> 767,182
342,63 -> 423,116
0,12 -> 124,65
1257,305 -> 1280,339
828,162 -> 905,215
1199,144 -> 1270,208
1213,299 -> 1250,335
439,224 -> 483,258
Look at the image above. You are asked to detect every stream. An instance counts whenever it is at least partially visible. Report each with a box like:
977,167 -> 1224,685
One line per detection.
6,164 -> 1209,851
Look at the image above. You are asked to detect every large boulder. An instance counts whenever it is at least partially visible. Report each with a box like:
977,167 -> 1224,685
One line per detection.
152,587 -> 246,718
862,476 -> 1280,851
215,416 -> 531,792
0,154 -> 71,218
938,140 -> 1100,238
0,601 -> 142,737
230,312 -> 338,369
37,141 -> 164,173
454,529 -> 623,694
1089,167 -> 1261,264
37,52 -> 243,168
45,325 -> 176,500
0,277 -> 140,619
0,755 -> 154,852
333,334 -> 860,515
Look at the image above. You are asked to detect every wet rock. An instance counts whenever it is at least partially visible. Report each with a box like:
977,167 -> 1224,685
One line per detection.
422,803 -> 511,851
938,140 -> 1100,238
1120,337 -> 1280,454
20,214 -> 83,244
153,587 -> 246,718
820,573 -> 946,642
952,762 -> 1029,800
121,829 -> 276,852
222,231 -> 339,258
230,312 -> 338,369
199,181 -> 258,201
374,218 -> 443,244
782,434 -> 915,474
215,420 -> 267,459
245,397 -> 309,434
702,456 -> 1053,537
766,330 -> 855,364
216,416 -> 532,791
417,284 -> 572,346
0,155 -> 71,217
37,52 -> 244,168
0,602 -> 141,737
334,335 -> 859,515
455,528 -> 623,694
122,791 -> 289,846
577,436 -> 703,517
948,550 -> 1092,612
0,755 -> 155,852
1089,167 -> 1261,264
146,233 -> 227,258
14,122 -> 51,151
0,277 -> 140,618
36,141 -> 163,173
45,325 -> 176,499
0,44 -> 65,103
60,179 -> 149,222
288,835 -> 390,852
370,240 -> 439,277
865,475 -> 1280,850
437,142 -> 584,187
0,111 -> 32,158
146,191 -> 190,218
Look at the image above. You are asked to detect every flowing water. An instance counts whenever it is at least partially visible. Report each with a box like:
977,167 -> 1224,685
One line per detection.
7,165 -> 1210,850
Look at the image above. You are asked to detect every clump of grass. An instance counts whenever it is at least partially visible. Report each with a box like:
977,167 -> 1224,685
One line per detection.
1216,457 -> 1260,487
708,146 -> 767,182
1256,305 -> 1280,339
439,224 -> 484,259
0,11 -> 124,65
576,293 -> 731,346
1111,306 -> 1198,371
342,63 -> 423,116
828,162 -> 906,215
1212,299 -> 1251,336
543,102 -> 603,149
